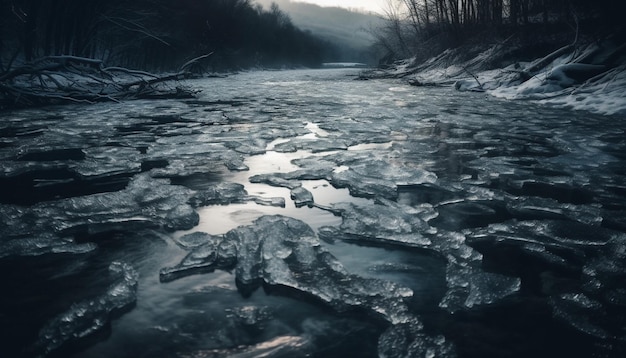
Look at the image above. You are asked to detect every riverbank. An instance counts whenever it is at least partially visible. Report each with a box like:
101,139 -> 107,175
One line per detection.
365,34 -> 626,116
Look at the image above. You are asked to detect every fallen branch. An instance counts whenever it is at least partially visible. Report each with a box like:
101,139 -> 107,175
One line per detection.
462,65 -> 484,90
121,71 -> 187,90
179,53 -> 214,73
0,55 -> 201,108
102,66 -> 160,78
570,64 -> 626,95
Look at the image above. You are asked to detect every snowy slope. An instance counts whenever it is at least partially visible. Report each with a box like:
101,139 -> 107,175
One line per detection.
370,38 -> 626,116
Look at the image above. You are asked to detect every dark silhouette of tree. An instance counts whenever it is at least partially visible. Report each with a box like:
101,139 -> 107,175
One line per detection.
377,0 -> 624,62
0,0 -> 335,72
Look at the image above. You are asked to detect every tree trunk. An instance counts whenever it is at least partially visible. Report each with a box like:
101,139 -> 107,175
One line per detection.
24,0 -> 42,60
510,0 -> 519,26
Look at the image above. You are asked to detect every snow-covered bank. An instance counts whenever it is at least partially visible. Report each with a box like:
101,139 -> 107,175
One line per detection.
367,37 -> 626,116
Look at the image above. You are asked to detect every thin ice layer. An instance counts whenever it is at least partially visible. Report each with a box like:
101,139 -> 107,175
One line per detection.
321,199 -> 434,247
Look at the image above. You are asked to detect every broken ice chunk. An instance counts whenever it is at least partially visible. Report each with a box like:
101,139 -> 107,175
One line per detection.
226,216 -> 415,324
223,157 -> 249,171
430,199 -> 507,231
165,204 -> 199,231
250,196 -> 286,207
32,173 -> 198,234
249,174 -> 302,190
174,232 -> 223,249
76,146 -> 142,178
188,180 -> 285,208
506,196 -> 603,226
33,262 -> 138,357
226,225 -> 263,286
328,157 -> 437,200
562,234 -> 626,340
465,220 -> 612,280
464,270 -> 522,308
378,317 -> 456,358
0,234 -> 96,259
273,137 -> 347,153
163,216 -> 418,325
440,260 -> 520,312
330,168 -> 398,199
290,186 -> 314,207
550,293 -> 610,339
190,182 -> 248,207
326,200 -> 434,247
160,234 -> 237,282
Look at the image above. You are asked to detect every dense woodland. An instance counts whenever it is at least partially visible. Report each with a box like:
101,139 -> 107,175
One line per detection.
0,0 -> 344,107
377,0 -> 624,62
0,0 -> 337,72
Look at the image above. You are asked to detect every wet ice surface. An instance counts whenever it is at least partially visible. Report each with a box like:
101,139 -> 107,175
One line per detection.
1,69 -> 625,358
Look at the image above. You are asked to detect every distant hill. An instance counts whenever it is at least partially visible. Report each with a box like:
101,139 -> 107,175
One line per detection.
255,0 -> 384,63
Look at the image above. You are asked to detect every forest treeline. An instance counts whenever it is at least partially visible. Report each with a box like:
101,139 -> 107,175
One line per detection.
377,0 -> 624,62
0,0 -> 338,72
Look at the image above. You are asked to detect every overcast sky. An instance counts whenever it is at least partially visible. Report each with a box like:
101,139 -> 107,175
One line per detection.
274,0 -> 386,14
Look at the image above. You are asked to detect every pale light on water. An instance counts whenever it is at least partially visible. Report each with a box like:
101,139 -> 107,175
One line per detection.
1,68 -> 625,358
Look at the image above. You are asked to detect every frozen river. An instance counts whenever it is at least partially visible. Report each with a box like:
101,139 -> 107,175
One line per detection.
1,69 -> 625,357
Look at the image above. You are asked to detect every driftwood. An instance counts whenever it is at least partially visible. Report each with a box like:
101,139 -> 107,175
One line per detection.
461,65 -> 484,90
0,54 -> 212,108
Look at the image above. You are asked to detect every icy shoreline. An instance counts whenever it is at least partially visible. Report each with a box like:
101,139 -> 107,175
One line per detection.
366,38 -> 626,116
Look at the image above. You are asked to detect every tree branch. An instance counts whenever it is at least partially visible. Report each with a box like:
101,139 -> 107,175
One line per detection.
1,56 -> 199,108
103,15 -> 171,46
179,53 -> 214,73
